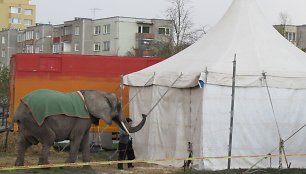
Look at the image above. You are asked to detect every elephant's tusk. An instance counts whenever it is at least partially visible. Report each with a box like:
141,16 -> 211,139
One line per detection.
77,91 -> 88,111
121,121 -> 131,136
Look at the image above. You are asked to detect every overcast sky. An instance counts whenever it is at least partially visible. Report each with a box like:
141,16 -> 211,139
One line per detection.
31,0 -> 306,29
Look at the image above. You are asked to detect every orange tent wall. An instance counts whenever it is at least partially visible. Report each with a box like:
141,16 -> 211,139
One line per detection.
9,53 -> 164,132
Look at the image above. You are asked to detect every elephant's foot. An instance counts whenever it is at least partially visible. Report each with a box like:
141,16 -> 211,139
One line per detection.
15,159 -> 24,166
38,158 -> 50,165
65,152 -> 78,163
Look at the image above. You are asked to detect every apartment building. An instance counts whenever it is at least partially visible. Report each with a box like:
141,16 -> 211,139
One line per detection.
52,18 -> 93,54
274,25 -> 306,51
0,0 -> 36,31
297,25 -> 306,50
1,16 -> 173,66
0,29 -> 19,67
53,16 -> 173,57
16,24 -> 53,54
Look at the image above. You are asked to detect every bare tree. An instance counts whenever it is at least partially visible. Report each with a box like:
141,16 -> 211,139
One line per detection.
278,12 -> 291,36
165,0 -> 205,54
0,66 -> 9,110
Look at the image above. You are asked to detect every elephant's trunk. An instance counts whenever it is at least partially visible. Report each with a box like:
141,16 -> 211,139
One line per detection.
114,113 -> 147,133
124,114 -> 147,133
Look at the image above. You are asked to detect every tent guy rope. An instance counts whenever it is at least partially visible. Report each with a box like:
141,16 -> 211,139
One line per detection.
145,73 -> 183,117
122,73 -> 156,112
245,121 -> 306,172
262,72 -> 290,169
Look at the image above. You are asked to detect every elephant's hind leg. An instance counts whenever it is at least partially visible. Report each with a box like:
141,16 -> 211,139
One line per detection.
66,130 -> 87,163
15,134 -> 32,166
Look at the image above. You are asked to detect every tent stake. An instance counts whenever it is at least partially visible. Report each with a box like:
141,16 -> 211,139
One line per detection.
227,54 -> 237,170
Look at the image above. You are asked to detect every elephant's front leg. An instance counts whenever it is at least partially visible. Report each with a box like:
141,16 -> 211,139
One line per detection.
15,134 -> 32,166
66,132 -> 85,163
80,131 -> 90,162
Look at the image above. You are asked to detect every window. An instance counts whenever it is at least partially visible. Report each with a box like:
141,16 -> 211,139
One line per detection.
64,27 -> 71,35
75,26 -> 80,35
36,32 -> 40,40
53,30 -> 60,37
94,26 -> 101,35
1,37 -> 5,44
17,34 -> 23,42
52,44 -> 61,53
1,50 -> 5,58
94,42 -> 100,51
34,46 -> 40,53
103,24 -> 110,34
25,45 -> 33,53
24,9 -> 32,15
75,43 -> 79,51
25,31 -> 34,40
286,32 -> 296,42
24,19 -> 32,26
10,18 -> 21,24
158,27 -> 170,35
10,6 -> 22,14
103,41 -> 110,51
138,26 -> 150,33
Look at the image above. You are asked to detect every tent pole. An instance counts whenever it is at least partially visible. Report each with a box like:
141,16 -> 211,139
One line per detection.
205,67 -> 208,82
227,54 -> 237,170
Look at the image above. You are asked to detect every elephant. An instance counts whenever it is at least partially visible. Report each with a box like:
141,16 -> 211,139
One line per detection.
13,89 -> 147,166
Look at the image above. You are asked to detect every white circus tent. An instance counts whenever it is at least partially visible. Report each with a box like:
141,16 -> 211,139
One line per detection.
123,0 -> 306,170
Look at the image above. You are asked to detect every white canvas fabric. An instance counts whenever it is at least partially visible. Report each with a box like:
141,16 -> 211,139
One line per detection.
129,85 -> 306,170
201,85 -> 306,169
123,0 -> 306,89
124,0 -> 306,170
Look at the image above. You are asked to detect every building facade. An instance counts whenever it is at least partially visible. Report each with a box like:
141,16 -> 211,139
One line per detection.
297,25 -> 306,51
1,16 -> 173,67
52,17 -> 173,57
0,29 -> 19,67
0,0 -> 36,31
274,25 -> 306,51
16,24 -> 53,54
52,18 -> 93,54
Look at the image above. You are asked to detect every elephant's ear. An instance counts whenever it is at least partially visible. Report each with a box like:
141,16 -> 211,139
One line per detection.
82,90 -> 114,125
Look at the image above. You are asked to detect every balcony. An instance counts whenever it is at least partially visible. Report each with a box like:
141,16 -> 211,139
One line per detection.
53,37 -> 61,43
142,50 -> 155,57
61,34 -> 72,42
134,48 -> 155,57
136,33 -> 155,40
24,39 -> 34,45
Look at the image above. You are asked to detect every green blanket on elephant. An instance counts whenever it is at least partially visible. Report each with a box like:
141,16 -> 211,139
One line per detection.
22,89 -> 90,126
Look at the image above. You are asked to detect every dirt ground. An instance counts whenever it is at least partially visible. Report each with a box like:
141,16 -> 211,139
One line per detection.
1,132 -> 306,174
0,151 -> 191,174
0,132 -> 198,174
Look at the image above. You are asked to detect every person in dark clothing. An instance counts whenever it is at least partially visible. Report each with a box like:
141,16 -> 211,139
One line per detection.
117,117 -> 135,170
